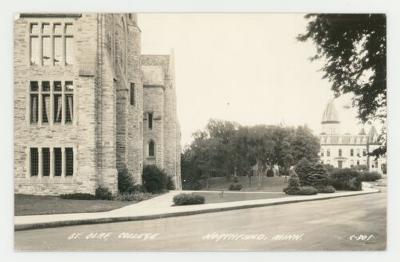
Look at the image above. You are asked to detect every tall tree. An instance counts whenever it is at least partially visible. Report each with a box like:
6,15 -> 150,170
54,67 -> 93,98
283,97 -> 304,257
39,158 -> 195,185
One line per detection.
298,14 -> 386,155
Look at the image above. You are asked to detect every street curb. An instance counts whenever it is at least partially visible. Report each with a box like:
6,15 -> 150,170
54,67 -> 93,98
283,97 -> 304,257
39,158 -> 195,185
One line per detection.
14,189 -> 380,231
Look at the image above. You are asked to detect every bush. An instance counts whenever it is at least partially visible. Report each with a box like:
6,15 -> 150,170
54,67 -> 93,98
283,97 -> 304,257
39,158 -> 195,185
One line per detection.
60,193 -> 96,200
360,171 -> 382,182
233,176 -> 239,183
114,192 -> 152,201
297,186 -> 318,195
283,171 -> 301,195
95,186 -> 113,200
167,176 -> 176,190
182,179 -> 203,190
328,168 -> 362,191
142,165 -> 168,193
317,185 -> 336,193
266,169 -> 274,177
228,183 -> 243,191
295,158 -> 329,188
354,164 -> 368,172
118,166 -> 136,193
173,193 -> 205,206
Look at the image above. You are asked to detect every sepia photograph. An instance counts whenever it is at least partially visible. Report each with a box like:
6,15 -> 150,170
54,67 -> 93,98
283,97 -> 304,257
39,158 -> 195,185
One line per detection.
12,11 -> 388,252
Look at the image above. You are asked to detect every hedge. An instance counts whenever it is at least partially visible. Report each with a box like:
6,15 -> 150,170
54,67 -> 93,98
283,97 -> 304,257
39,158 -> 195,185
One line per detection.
142,165 -> 168,193
328,168 -> 362,191
228,183 -> 243,191
360,171 -> 382,182
173,193 -> 205,205
317,185 -> 336,193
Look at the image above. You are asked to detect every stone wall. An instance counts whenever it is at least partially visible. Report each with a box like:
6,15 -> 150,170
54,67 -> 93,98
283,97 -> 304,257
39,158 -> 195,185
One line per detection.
14,13 -> 182,195
141,54 -> 182,189
14,14 -> 99,195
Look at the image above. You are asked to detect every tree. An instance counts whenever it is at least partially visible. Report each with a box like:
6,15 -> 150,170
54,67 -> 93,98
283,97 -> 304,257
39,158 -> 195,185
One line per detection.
247,125 -> 276,187
181,120 -> 321,190
298,14 -> 386,155
290,126 -> 320,163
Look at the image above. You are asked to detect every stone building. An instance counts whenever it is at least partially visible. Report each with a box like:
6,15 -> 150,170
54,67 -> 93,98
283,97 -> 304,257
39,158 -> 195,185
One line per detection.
14,13 -> 181,195
319,99 -> 386,173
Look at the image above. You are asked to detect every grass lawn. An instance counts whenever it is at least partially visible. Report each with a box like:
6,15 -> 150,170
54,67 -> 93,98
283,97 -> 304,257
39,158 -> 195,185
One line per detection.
15,194 -> 136,216
196,191 -> 290,204
204,175 -> 289,192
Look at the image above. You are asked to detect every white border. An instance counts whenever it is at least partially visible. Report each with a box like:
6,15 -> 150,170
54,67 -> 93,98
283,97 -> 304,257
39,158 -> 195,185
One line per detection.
1,0 -> 399,262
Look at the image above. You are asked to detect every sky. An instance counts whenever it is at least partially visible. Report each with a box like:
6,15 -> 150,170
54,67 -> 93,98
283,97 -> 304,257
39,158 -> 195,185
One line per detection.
138,13 -> 365,147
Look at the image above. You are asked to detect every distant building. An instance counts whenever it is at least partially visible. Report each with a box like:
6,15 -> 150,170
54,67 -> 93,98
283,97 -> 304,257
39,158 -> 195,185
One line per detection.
319,100 -> 386,173
14,13 -> 181,195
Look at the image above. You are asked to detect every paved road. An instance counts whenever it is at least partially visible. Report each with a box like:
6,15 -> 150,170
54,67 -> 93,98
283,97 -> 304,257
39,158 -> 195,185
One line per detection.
15,190 -> 386,251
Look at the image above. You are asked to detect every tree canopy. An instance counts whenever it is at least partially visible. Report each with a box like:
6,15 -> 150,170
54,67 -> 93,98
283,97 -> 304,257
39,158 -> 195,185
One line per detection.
298,14 -> 386,123
298,14 -> 386,155
181,119 -> 320,189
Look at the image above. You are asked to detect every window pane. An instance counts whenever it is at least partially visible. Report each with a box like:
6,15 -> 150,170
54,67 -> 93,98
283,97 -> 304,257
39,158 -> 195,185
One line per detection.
30,148 -> 38,176
149,141 -> 155,157
42,36 -> 52,65
54,36 -> 63,65
54,81 -> 62,91
42,81 -> 50,92
30,94 -> 38,123
148,113 -> 153,129
42,23 -> 51,34
30,23 -> 39,34
65,23 -> 73,34
42,148 -> 50,176
54,148 -> 62,176
65,95 -> 73,123
54,23 -> 62,34
65,81 -> 73,92
30,36 -> 40,65
65,36 -> 74,65
42,94 -> 50,123
54,94 -> 62,123
66,148 -> 73,176
30,81 -> 39,92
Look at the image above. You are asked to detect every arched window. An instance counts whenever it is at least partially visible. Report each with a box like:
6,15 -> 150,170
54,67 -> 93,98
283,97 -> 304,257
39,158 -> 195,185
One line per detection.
327,149 -> 330,157
350,149 -> 354,156
149,140 -> 155,157
338,149 -> 342,157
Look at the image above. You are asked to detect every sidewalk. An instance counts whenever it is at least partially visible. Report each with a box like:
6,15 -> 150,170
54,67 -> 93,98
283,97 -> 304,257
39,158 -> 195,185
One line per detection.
14,184 -> 380,231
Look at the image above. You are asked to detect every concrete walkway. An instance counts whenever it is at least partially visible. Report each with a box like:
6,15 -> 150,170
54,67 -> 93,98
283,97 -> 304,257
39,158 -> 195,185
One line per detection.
14,184 -> 380,231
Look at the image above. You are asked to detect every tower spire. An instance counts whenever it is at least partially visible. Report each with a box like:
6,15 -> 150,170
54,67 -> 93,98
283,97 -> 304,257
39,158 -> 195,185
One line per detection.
321,99 -> 340,135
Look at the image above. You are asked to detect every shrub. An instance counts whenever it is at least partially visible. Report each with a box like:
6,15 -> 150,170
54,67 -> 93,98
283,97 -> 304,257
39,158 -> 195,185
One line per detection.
182,179 -> 203,190
317,185 -> 336,193
266,169 -> 274,177
132,184 -> 146,193
142,165 -> 168,193
173,193 -> 205,205
295,158 -> 313,180
297,186 -> 318,195
60,193 -> 96,200
283,171 -> 301,195
118,166 -> 136,193
233,176 -> 239,183
95,186 -> 113,200
328,168 -> 362,191
295,158 -> 329,188
166,176 -> 176,190
354,164 -> 368,172
114,192 -> 152,201
228,183 -> 243,191
360,171 -> 382,182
